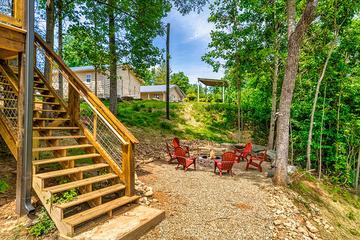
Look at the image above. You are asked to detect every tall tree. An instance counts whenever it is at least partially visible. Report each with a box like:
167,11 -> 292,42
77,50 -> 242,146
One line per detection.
273,0 -> 318,185
171,72 -> 190,93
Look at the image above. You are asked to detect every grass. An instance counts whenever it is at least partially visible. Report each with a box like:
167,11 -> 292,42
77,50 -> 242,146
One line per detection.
28,208 -> 56,237
91,100 -> 238,143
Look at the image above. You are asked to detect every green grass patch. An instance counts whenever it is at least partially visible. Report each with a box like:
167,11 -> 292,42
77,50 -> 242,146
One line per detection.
0,179 -> 9,193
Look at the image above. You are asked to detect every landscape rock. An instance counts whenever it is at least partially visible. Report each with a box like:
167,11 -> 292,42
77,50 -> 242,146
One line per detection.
306,221 -> 319,233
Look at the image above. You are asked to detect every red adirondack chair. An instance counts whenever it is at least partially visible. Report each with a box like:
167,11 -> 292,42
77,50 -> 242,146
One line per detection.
172,137 -> 190,155
246,149 -> 267,172
165,142 -> 176,163
174,146 -> 196,171
214,152 -> 237,176
234,143 -> 252,162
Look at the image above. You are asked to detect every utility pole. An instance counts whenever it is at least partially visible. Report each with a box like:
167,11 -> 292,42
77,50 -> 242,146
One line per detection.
166,23 -> 170,120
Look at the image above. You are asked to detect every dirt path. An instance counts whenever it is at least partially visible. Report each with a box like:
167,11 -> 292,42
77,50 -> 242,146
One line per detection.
139,162 -> 275,240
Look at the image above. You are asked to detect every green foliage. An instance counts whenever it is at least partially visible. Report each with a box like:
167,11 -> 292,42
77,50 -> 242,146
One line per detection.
49,188 -> 78,205
0,179 -> 9,193
171,72 -> 190,93
28,208 -> 56,237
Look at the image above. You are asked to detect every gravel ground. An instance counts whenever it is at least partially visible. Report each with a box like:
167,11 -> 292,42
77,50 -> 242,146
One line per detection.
139,161 -> 274,240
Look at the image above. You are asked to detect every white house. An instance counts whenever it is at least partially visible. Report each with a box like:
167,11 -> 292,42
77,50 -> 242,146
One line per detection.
140,85 -> 186,102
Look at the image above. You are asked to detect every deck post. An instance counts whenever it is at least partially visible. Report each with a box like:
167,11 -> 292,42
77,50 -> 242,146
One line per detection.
122,142 -> 135,196
197,79 -> 200,102
16,0 -> 35,216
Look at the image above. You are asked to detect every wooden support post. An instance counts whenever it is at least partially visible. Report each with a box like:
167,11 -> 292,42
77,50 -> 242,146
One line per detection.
93,114 -> 97,139
68,83 -> 79,125
122,142 -> 135,196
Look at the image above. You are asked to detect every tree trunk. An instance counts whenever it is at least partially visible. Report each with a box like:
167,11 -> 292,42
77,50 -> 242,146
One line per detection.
273,0 -> 318,186
108,0 -> 117,115
57,0 -> 64,97
306,42 -> 335,170
95,67 -> 98,96
268,36 -> 279,150
318,86 -> 327,180
287,0 -> 296,39
45,0 -> 55,80
237,75 -> 241,143
355,149 -> 360,191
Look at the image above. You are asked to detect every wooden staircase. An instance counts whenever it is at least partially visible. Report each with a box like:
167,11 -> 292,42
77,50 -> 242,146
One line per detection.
0,34 -> 161,238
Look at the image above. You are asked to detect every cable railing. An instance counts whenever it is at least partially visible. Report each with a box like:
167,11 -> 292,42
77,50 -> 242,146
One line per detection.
34,34 -> 138,183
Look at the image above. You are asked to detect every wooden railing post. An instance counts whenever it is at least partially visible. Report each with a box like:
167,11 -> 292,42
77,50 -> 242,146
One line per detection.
122,142 -> 135,196
68,82 -> 80,125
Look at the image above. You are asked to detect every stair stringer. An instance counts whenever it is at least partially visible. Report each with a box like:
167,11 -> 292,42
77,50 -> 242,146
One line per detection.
0,115 -> 18,159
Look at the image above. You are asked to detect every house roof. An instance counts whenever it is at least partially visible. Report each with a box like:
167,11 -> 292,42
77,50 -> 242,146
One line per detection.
140,85 -> 186,98
70,65 -> 145,84
198,78 -> 228,87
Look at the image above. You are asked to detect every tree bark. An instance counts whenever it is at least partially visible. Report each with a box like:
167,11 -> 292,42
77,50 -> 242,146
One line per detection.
45,0 -> 55,80
95,67 -> 98,96
355,149 -> 360,191
237,75 -> 241,143
306,42 -> 335,170
318,86 -> 327,180
108,0 -> 117,115
273,0 -> 318,186
268,34 -> 279,150
287,0 -> 296,39
57,0 -> 64,97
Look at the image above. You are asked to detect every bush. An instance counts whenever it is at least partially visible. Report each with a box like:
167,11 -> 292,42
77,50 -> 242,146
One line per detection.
28,208 -> 56,237
0,179 -> 9,193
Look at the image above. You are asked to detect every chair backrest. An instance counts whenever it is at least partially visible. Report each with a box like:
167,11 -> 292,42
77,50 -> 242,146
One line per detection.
172,137 -> 180,148
242,143 -> 253,156
221,152 -> 237,171
222,152 -> 237,162
174,146 -> 187,165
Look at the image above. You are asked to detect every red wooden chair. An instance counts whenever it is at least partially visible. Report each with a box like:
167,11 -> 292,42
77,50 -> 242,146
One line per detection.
174,146 -> 196,172
165,142 -> 176,163
234,143 -> 252,162
172,137 -> 190,155
214,152 -> 237,177
246,149 -> 267,172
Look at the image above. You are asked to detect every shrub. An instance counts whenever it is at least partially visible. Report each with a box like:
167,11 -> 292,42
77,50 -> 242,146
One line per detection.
28,208 -> 56,237
0,179 -> 9,193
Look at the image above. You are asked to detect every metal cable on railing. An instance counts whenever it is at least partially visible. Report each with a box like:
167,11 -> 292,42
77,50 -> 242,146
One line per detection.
0,75 -> 18,137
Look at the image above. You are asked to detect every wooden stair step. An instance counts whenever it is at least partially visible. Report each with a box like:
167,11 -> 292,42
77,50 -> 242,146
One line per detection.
33,117 -> 70,121
32,144 -> 93,152
35,163 -> 109,179
33,109 -> 66,113
33,126 -> 79,130
34,101 -> 60,105
34,87 -> 49,91
33,153 -> 101,165
63,195 -> 139,227
43,173 -> 118,194
34,94 -> 54,98
56,184 -> 125,209
33,135 -> 85,140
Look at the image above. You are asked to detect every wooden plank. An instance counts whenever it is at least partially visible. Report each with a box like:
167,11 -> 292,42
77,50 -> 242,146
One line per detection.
33,153 -> 100,165
56,184 -> 125,209
0,115 -> 17,159
63,196 -> 139,227
0,24 -> 25,51
32,144 -> 93,152
122,142 -> 135,196
33,101 -> 60,105
43,173 -> 118,194
33,126 -> 79,130
36,163 -> 109,179
33,135 -> 85,140
33,117 -> 69,121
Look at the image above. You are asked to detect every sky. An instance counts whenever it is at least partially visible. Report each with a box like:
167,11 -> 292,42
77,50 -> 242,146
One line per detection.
154,6 -> 224,84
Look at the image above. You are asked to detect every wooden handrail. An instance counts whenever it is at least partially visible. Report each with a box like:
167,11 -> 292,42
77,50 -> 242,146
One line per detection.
34,33 -> 139,144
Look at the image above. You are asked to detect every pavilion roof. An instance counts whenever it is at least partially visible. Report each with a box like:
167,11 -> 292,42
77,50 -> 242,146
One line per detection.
198,78 -> 228,87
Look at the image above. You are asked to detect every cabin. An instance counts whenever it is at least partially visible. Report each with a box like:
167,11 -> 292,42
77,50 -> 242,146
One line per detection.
140,84 -> 186,102
0,1 -> 163,239
69,65 -> 144,99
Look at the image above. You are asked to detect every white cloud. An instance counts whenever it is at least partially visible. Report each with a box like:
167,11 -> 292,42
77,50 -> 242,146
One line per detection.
169,9 -> 214,43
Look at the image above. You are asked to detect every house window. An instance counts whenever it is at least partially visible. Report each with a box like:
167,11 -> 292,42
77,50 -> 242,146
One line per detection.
85,74 -> 91,83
